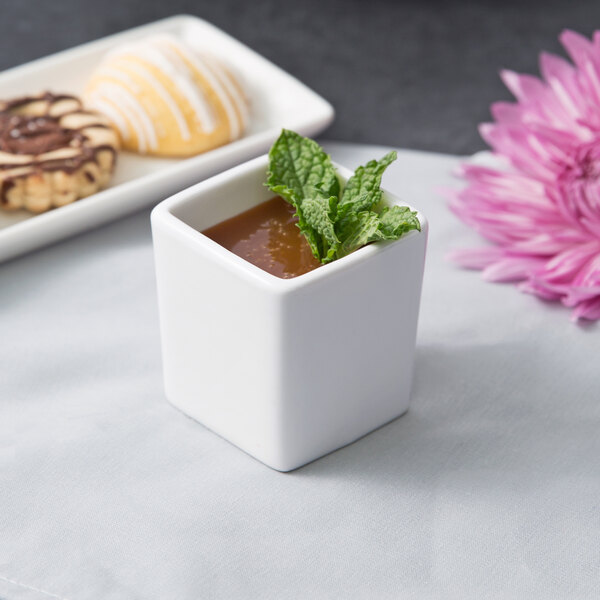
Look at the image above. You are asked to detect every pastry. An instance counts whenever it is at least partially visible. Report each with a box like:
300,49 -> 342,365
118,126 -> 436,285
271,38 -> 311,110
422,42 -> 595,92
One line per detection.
84,34 -> 249,157
0,92 -> 119,213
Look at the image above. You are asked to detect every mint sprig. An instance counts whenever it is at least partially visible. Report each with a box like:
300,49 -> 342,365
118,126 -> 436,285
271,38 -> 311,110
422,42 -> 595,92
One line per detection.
266,130 -> 420,264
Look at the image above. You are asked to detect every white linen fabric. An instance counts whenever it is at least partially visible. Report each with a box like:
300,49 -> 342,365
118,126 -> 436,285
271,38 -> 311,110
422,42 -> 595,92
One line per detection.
1,143 -> 599,600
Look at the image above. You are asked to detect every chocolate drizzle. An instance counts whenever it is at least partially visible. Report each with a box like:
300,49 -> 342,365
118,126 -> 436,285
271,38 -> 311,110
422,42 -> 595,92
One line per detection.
0,91 -> 79,112
0,92 -> 117,205
0,179 -> 14,205
0,113 -> 80,155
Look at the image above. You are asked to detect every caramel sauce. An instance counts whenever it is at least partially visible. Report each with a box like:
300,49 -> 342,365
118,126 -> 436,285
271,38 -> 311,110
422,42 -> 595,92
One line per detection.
202,196 -> 322,279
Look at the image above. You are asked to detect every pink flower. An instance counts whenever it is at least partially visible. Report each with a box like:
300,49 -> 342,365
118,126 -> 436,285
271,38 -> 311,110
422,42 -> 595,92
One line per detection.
449,30 -> 600,321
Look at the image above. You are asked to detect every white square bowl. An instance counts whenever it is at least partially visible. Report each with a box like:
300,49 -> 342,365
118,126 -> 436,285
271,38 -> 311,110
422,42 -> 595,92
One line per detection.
151,155 -> 428,471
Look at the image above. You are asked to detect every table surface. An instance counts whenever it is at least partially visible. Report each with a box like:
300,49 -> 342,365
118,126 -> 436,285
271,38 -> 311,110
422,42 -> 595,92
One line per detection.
1,0 -> 600,154
2,142 -> 598,600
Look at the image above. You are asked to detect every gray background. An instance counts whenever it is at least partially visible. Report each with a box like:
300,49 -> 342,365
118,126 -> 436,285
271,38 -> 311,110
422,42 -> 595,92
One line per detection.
2,0 -> 600,154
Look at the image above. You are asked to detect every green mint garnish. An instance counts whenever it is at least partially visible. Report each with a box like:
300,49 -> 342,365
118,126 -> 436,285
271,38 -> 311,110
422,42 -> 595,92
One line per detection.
266,130 -> 420,264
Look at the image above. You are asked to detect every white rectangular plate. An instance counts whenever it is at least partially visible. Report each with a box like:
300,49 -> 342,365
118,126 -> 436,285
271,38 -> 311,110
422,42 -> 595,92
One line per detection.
0,14 -> 334,263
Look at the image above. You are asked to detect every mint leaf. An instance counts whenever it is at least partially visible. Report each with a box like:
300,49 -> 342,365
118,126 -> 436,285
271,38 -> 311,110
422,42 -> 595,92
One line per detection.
337,211 -> 382,258
294,205 -> 325,260
378,205 -> 421,238
336,206 -> 420,259
299,195 -> 340,263
266,130 -> 340,262
266,131 -> 420,266
339,151 -> 397,215
267,129 -> 339,206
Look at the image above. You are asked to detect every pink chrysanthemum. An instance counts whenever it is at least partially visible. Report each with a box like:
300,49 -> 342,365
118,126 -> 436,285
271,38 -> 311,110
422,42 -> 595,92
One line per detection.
449,29 -> 600,321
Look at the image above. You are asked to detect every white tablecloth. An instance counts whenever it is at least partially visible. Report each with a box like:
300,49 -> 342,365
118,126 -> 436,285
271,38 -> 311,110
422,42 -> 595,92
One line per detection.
2,143 -> 599,600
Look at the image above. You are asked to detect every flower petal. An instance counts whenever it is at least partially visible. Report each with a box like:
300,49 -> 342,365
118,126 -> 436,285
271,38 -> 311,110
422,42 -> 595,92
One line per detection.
482,256 -> 545,282
539,52 -> 587,122
570,296 -> 600,321
519,279 -> 563,301
501,69 -> 546,104
560,30 -> 599,72
446,246 -> 506,269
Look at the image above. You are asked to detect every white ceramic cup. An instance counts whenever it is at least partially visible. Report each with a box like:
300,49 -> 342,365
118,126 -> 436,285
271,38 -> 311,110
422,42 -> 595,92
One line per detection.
151,154 -> 428,471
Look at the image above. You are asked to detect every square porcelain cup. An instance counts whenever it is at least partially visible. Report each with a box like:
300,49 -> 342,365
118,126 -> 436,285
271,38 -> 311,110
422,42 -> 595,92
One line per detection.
151,154 -> 428,472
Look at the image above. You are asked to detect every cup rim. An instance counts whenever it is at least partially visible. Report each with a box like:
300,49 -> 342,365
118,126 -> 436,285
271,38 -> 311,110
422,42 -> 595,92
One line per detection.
151,154 -> 428,294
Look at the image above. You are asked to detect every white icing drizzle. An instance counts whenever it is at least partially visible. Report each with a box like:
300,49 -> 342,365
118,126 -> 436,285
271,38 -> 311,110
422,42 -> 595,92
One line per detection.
90,82 -> 158,152
87,34 -> 250,151
87,95 -> 130,141
117,59 -> 191,141
101,81 -> 157,152
159,38 -> 240,140
96,66 -> 142,93
49,98 -> 81,117
91,89 -> 146,150
112,37 -> 217,134
202,54 -> 249,132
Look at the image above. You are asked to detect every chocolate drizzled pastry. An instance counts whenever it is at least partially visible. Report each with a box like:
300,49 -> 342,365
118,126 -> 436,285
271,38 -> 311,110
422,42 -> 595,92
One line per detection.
0,91 -> 119,213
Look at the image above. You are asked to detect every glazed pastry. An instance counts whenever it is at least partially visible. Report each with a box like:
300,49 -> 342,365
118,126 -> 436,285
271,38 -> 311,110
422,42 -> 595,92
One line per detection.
0,92 -> 119,213
84,34 -> 249,157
